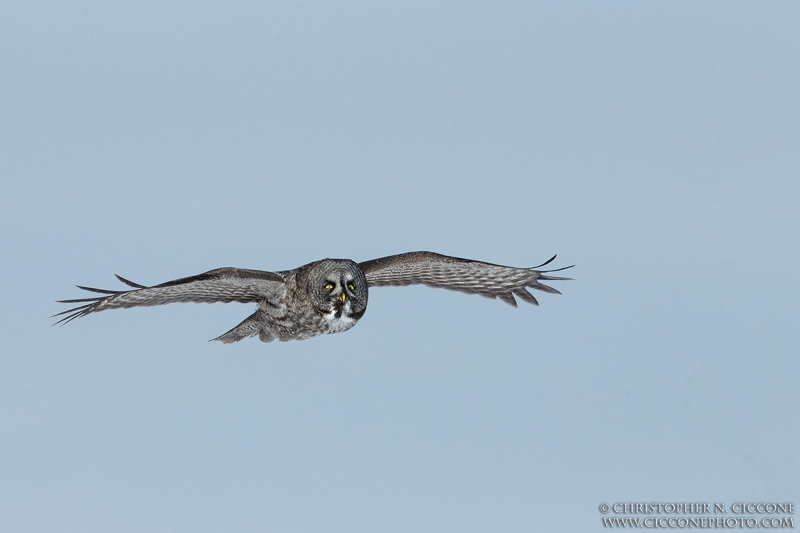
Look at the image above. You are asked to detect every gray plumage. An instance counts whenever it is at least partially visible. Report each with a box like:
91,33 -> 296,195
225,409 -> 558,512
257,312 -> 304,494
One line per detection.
54,252 -> 572,343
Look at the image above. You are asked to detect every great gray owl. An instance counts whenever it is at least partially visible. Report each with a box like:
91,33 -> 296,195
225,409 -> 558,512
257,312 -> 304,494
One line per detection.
54,252 -> 572,343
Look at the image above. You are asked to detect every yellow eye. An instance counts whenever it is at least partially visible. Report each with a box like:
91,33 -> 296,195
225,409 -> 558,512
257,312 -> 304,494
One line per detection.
348,283 -> 355,291
325,283 -> 334,291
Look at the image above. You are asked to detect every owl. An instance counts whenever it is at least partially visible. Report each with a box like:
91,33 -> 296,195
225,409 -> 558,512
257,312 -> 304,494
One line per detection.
54,252 -> 572,343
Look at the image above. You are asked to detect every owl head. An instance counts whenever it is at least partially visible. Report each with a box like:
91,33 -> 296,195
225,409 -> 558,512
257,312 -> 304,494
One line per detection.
307,259 -> 368,321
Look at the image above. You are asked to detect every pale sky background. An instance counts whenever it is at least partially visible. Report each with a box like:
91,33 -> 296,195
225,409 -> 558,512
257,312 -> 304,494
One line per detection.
1,2 -> 798,531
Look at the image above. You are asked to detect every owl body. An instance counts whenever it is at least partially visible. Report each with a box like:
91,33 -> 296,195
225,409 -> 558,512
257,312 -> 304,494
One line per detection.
55,252 -> 571,343
211,259 -> 368,343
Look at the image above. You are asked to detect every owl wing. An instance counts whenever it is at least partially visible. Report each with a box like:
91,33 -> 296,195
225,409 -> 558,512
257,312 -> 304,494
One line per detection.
359,252 -> 572,307
53,268 -> 287,325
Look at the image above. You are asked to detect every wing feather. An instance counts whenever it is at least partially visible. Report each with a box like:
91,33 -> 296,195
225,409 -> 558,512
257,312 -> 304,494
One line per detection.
359,252 -> 572,307
53,267 -> 286,326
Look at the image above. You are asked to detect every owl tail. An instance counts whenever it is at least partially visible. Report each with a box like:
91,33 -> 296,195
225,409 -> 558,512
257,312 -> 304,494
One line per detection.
211,311 -> 275,343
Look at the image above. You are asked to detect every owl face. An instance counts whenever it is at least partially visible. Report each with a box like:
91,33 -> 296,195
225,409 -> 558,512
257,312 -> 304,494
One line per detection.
307,260 -> 368,323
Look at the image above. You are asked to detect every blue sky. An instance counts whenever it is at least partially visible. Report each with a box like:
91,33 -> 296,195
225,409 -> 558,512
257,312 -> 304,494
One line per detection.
1,2 -> 798,531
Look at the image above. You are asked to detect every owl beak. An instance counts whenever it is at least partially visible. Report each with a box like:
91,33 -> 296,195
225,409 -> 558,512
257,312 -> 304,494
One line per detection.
340,292 -> 347,303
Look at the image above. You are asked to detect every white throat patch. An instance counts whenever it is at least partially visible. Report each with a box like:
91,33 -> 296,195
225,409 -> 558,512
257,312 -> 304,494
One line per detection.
322,303 -> 358,333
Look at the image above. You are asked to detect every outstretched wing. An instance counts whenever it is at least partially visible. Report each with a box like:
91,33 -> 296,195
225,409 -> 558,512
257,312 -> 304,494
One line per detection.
359,252 -> 572,307
53,268 -> 286,325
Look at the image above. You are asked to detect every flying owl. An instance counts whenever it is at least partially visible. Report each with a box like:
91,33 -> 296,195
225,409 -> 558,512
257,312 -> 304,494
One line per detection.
54,252 -> 572,343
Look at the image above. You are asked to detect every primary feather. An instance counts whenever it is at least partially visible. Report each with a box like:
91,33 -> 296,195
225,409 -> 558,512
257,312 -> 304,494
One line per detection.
53,268 -> 286,326
359,252 -> 572,307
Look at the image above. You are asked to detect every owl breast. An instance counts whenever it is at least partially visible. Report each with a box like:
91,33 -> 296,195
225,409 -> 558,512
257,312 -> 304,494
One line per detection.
266,305 -> 360,341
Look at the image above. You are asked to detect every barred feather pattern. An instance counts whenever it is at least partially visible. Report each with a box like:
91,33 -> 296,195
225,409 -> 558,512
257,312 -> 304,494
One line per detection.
53,268 -> 286,326
359,252 -> 572,307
